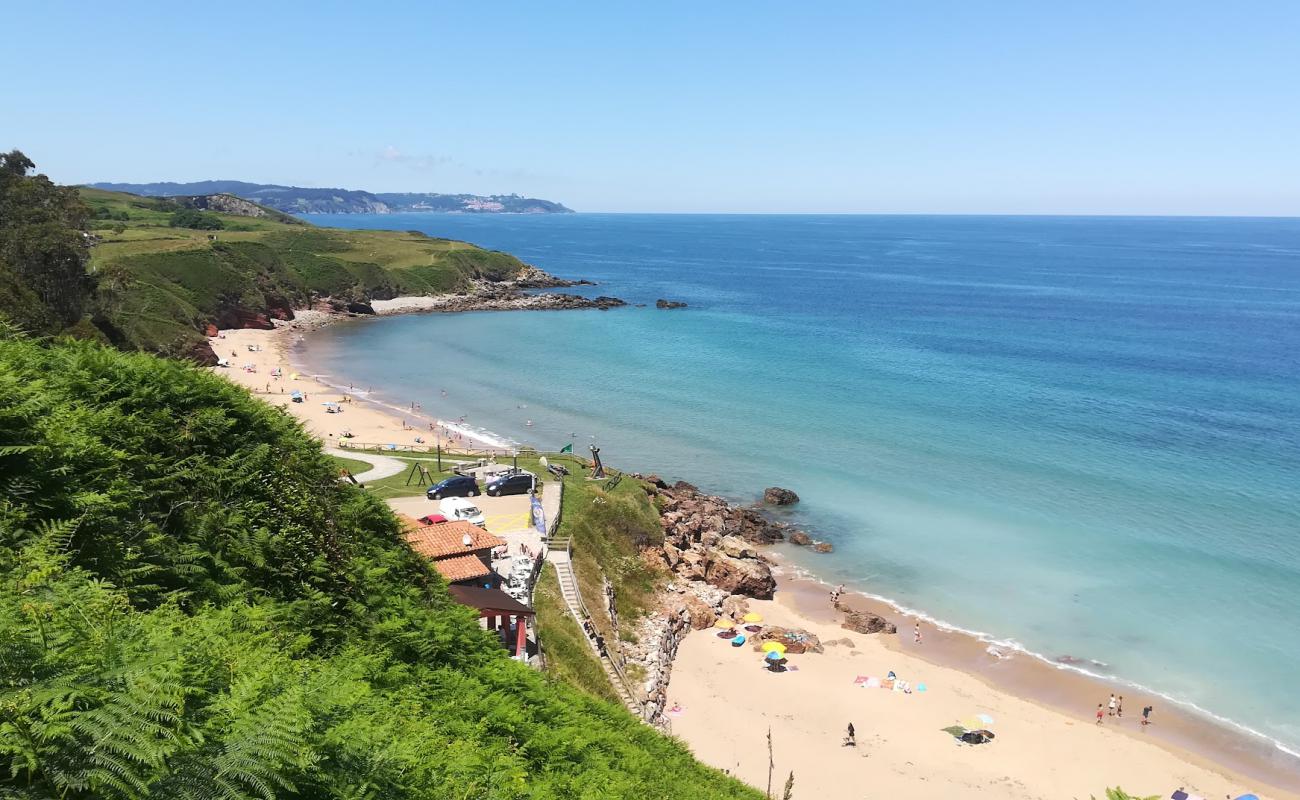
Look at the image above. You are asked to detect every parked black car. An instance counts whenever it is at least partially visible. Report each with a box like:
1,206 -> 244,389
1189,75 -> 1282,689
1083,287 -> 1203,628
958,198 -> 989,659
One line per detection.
485,472 -> 535,497
426,475 -> 480,500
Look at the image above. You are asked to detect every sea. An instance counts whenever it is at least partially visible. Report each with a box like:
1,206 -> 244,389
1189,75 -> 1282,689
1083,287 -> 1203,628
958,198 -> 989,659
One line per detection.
300,212 -> 1300,758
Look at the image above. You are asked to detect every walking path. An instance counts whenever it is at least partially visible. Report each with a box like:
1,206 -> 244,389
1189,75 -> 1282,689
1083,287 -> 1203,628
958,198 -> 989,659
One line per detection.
546,544 -> 641,716
326,447 -> 406,480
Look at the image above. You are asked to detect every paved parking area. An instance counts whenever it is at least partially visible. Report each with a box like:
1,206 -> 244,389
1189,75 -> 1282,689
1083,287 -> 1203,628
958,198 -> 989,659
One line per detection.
387,492 -> 535,536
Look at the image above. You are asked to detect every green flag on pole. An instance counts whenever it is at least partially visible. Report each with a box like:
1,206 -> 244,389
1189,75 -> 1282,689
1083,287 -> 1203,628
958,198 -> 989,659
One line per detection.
559,443 -> 573,454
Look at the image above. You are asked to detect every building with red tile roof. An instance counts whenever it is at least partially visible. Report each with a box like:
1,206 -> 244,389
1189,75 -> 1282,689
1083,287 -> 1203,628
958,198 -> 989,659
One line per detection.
403,519 -> 506,586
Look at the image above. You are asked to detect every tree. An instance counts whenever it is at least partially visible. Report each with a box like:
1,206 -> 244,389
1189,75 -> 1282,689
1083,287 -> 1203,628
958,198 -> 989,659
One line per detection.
168,208 -> 224,230
0,150 -> 95,332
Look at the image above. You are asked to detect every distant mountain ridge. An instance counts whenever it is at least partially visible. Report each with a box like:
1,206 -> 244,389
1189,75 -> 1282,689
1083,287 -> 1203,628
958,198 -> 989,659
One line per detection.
87,180 -> 574,214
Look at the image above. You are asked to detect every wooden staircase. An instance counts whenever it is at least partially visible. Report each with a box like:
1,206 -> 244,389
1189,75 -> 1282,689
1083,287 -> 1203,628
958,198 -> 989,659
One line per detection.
546,538 -> 641,716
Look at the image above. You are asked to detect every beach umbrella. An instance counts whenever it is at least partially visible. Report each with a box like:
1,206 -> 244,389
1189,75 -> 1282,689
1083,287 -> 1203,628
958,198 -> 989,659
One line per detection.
742,612 -> 763,623
289,373 -> 299,379
713,619 -> 735,629
761,641 -> 787,654
959,718 -> 985,731
976,713 -> 995,726
1234,795 -> 1260,800
765,651 -> 783,661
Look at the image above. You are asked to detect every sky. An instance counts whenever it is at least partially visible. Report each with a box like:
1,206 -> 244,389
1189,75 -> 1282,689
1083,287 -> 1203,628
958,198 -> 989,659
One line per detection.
5,1 -> 1300,214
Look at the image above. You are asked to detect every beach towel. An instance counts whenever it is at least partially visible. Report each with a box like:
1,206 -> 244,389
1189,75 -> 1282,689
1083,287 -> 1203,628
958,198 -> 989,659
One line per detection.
854,676 -> 871,685
866,676 -> 881,689
881,679 -> 895,690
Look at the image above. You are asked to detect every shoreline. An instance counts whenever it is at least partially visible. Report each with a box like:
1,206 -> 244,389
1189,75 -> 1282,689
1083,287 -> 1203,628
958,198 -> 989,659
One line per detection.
213,313 -> 1299,798
766,555 -> 1300,795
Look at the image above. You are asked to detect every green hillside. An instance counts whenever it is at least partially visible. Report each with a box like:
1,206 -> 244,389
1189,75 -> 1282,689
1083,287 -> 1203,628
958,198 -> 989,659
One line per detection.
0,330 -> 761,800
2,153 -> 532,359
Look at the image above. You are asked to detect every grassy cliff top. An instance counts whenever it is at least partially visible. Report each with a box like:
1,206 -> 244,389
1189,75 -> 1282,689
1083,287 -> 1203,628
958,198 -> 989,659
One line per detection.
76,188 -> 530,358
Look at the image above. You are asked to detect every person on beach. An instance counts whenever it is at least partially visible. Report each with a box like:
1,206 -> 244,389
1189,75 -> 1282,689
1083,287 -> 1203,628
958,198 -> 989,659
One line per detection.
914,622 -> 923,645
1142,705 -> 1153,726
845,722 -> 856,747
1116,695 -> 1124,717
1096,704 -> 1105,725
1108,694 -> 1117,717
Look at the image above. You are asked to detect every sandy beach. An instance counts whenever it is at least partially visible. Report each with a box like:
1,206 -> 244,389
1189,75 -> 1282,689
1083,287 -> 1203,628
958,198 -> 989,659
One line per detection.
668,577 -> 1298,799
211,315 -> 505,453
211,316 -> 1299,800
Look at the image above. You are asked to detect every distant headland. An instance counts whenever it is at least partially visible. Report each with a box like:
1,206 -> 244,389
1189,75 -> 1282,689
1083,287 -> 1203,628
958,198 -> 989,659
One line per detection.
86,180 -> 574,215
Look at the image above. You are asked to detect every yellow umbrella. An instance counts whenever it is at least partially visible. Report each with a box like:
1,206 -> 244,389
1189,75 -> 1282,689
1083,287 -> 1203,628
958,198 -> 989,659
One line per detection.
289,373 -> 300,380
713,618 -> 735,629
742,612 -> 763,623
761,641 -> 787,654
959,718 -> 985,731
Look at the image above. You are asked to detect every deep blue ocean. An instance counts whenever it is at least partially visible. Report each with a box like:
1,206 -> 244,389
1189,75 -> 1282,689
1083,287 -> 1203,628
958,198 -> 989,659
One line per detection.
302,213 -> 1300,754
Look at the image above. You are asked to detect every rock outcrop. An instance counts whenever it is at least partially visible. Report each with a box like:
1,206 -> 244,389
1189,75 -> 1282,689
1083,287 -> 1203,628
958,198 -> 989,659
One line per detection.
788,530 -> 813,546
763,486 -> 800,505
510,265 -> 597,288
655,298 -> 687,309
651,481 -> 784,599
841,608 -> 897,635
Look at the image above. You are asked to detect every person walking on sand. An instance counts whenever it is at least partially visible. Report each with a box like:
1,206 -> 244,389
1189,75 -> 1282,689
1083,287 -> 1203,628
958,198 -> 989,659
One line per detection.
1116,695 -> 1124,718
1142,705 -> 1153,726
914,622 -> 923,645
1108,694 -> 1117,717
845,722 -> 856,747
1096,704 -> 1105,725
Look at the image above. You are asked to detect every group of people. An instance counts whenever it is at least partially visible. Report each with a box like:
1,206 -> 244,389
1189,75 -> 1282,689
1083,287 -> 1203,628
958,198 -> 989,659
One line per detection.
1096,693 -> 1153,726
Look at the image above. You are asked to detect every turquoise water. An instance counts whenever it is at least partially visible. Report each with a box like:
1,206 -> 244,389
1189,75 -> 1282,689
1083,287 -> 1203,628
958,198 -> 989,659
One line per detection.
301,213 -> 1300,755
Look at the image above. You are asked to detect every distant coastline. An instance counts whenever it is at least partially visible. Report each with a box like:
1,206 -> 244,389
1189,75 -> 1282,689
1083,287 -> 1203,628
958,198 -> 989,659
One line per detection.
87,180 -> 574,215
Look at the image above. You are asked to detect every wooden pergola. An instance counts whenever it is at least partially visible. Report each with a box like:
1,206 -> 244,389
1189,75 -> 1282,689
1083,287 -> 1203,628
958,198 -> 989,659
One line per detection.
447,585 -> 535,658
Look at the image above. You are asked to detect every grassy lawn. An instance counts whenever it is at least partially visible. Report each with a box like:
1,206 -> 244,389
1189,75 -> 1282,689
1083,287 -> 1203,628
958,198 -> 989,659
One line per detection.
533,563 -> 620,703
328,454 -> 376,477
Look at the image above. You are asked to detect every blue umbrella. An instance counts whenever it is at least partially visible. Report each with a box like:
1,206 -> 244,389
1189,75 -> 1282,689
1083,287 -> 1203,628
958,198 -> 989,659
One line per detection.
765,651 -> 783,661
1234,795 -> 1260,800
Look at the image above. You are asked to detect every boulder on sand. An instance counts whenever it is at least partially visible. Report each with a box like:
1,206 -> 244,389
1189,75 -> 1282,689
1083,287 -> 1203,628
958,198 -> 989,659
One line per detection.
751,626 -> 823,655
841,608 -> 897,635
705,555 -> 776,599
763,486 -> 800,505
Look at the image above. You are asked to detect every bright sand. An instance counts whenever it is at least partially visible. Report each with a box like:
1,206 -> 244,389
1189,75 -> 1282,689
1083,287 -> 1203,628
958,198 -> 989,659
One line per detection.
212,320 -> 497,451
668,580 -> 1297,800
212,320 -> 1298,800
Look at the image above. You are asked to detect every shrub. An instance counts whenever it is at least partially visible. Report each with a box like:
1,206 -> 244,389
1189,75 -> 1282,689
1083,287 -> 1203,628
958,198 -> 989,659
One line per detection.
168,208 -> 224,230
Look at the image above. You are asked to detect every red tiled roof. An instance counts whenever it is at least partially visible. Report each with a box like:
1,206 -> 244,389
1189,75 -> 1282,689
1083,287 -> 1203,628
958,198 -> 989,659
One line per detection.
432,553 -> 493,583
404,520 -> 506,560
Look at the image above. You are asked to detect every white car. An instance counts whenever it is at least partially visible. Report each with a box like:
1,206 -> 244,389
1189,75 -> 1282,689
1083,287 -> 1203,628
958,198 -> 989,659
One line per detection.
439,497 -> 486,528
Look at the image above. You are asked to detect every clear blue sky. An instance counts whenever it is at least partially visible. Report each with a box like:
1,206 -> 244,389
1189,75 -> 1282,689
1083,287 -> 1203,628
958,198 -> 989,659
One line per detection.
6,1 -> 1299,214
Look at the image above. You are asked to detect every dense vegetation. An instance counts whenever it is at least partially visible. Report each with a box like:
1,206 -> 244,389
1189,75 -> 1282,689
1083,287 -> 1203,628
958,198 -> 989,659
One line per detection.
0,331 -> 761,800
0,153 -> 534,359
